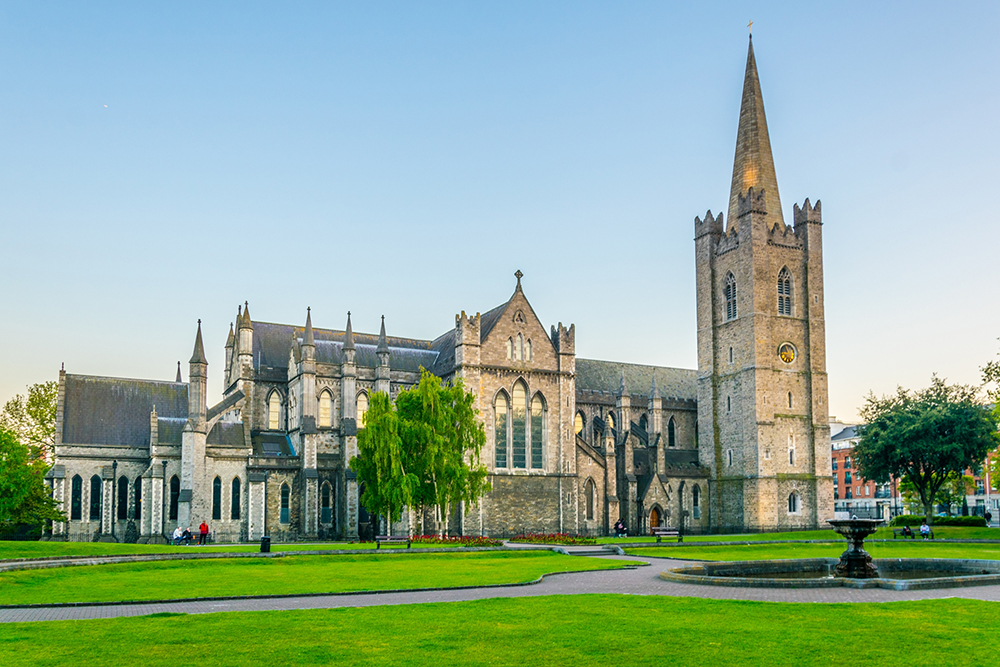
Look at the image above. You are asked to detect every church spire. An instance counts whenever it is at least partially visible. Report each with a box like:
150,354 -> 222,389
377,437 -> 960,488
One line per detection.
303,307 -> 315,347
376,315 -> 389,355
189,320 -> 208,365
176,361 -> 182,383
728,36 -> 783,228
343,311 -> 355,351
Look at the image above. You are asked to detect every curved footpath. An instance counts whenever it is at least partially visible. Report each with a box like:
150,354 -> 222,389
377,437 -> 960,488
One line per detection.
4,552 -> 1000,624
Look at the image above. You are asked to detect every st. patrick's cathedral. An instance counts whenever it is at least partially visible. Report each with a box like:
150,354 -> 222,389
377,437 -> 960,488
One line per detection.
47,38 -> 835,542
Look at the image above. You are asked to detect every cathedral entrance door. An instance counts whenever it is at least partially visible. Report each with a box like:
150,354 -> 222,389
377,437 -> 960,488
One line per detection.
649,507 -> 660,530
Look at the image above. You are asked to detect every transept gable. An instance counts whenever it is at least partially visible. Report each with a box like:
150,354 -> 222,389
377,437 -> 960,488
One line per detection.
477,275 -> 559,371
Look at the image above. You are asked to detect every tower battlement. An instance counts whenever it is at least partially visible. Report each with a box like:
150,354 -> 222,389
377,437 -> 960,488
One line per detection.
736,186 -> 768,219
793,198 -> 822,226
550,322 -> 575,354
455,310 -> 481,346
694,210 -> 724,238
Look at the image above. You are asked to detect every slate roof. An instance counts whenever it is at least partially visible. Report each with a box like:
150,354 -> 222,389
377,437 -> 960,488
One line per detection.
207,421 -> 247,447
62,374 -> 188,447
251,321 -> 440,374
157,417 -> 187,445
575,359 -> 697,401
478,300 -> 509,342
831,425 -> 861,442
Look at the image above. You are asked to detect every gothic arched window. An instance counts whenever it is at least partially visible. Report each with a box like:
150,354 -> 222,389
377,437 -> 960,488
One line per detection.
134,478 -> 141,521
667,417 -> 676,448
692,485 -> 701,519
585,478 -> 595,520
117,475 -> 128,520
90,475 -> 102,521
516,334 -> 524,362
574,411 -> 584,436
321,482 -> 332,524
231,477 -> 241,520
525,338 -> 532,362
494,391 -> 509,469
212,476 -> 222,520
506,338 -> 513,360
280,483 -> 290,524
169,475 -> 180,521
318,390 -> 333,428
356,392 -> 369,427
788,491 -> 800,514
512,381 -> 527,468
530,393 -> 545,469
725,273 -> 738,321
778,267 -> 792,316
267,391 -> 281,430
71,475 -> 82,521
639,414 -> 648,431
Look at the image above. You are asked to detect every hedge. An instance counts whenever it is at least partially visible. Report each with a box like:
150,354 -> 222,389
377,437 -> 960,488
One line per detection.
889,515 -> 987,527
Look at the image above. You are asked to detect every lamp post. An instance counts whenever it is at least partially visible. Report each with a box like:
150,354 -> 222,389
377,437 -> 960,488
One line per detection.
111,460 -> 118,539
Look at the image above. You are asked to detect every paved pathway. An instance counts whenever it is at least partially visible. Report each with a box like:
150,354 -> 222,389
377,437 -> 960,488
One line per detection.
5,554 -> 1000,624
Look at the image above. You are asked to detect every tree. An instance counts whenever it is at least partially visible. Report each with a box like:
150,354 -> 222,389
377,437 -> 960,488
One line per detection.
855,376 -> 997,524
350,369 -> 489,535
1,381 -> 58,462
899,472 -> 973,516
0,428 -> 65,532
353,391 -> 418,525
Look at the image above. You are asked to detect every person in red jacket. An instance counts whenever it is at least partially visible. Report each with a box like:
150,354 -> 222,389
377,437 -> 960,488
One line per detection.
198,521 -> 209,545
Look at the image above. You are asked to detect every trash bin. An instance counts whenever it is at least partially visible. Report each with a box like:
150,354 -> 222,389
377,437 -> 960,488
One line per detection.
260,536 -> 271,553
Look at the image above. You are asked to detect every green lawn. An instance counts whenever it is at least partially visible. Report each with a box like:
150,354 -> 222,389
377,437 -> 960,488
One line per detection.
0,551 -> 625,605
626,541 -> 1000,561
601,525 -> 1000,543
0,540 -> 472,561
1,595 -> 995,666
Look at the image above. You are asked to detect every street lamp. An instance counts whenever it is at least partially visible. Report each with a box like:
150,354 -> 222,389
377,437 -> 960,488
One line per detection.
111,460 -> 118,539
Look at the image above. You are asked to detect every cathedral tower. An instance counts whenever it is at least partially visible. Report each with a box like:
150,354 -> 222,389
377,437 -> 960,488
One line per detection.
694,37 -> 834,530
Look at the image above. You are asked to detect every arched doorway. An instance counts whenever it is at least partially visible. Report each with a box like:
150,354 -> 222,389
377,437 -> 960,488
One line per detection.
649,507 -> 661,530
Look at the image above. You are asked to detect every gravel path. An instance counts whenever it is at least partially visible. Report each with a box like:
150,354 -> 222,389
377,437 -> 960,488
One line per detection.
5,553 -> 1000,624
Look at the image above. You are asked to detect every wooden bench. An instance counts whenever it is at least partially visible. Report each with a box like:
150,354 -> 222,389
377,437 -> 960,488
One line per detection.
375,535 -> 411,549
893,527 -> 933,540
652,527 -> 682,543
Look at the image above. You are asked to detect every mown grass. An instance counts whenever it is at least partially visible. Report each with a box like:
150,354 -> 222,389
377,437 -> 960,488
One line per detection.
0,540 -> 465,561
0,551 -> 625,605
626,540 -> 1000,561
600,525 -> 1000,544
1,595 -> 995,666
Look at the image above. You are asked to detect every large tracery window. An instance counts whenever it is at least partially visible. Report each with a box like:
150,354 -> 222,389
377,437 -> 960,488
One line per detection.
778,267 -> 792,316
725,272 -> 738,321
494,392 -> 509,469
318,391 -> 333,428
530,394 -> 544,469
267,391 -> 281,430
511,382 -> 527,468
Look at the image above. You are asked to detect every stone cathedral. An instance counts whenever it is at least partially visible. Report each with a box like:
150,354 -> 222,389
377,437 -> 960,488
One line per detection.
47,38 -> 834,542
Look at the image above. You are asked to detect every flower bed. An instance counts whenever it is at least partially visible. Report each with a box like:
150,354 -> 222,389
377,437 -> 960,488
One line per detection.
510,533 -> 597,546
410,535 -> 504,547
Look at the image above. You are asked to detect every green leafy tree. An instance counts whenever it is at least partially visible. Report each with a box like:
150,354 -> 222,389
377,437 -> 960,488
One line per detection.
980,350 -> 1000,494
899,472 -> 973,516
353,391 -> 418,524
1,381 -> 58,462
0,428 -> 65,531
351,369 -> 489,535
855,376 -> 997,524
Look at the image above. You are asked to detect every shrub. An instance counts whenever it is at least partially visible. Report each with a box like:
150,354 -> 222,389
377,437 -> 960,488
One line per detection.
410,535 -> 504,547
889,515 -> 987,527
510,533 -> 597,545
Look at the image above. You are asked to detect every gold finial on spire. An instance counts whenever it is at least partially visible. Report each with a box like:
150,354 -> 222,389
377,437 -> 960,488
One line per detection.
748,20 -> 753,34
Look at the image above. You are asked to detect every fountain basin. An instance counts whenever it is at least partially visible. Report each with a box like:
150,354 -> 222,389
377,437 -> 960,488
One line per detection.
661,558 -> 1000,590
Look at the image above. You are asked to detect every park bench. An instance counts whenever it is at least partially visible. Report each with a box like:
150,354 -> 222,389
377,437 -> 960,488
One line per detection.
652,527 -> 682,543
375,535 -> 412,549
892,527 -> 933,540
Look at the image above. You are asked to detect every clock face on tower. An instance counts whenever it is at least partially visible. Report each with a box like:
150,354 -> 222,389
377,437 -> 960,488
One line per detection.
778,343 -> 796,364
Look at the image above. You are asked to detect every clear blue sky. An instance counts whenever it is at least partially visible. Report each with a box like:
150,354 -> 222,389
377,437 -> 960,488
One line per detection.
1,2 -> 998,421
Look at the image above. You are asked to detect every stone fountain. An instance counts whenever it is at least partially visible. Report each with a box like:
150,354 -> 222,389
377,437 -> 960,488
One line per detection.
827,518 -> 883,578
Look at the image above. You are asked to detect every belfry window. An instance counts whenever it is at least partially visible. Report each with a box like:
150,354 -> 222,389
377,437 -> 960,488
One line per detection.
494,392 -> 509,469
267,392 -> 281,430
778,267 -> 792,316
318,391 -> 333,428
725,273 -> 737,321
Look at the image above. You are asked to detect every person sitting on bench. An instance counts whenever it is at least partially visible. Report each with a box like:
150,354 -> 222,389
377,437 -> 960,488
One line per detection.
172,526 -> 184,545
614,519 -> 627,538
901,525 -> 913,538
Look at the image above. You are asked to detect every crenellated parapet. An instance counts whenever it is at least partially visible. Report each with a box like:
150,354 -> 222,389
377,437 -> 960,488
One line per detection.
694,209 -> 724,239
736,186 -> 767,219
550,322 -> 575,355
793,198 -> 822,227
454,310 -> 481,345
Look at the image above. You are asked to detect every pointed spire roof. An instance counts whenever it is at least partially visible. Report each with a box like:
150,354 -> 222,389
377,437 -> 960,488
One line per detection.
619,371 -> 629,398
343,311 -> 355,351
303,307 -> 315,347
225,323 -> 235,348
650,375 -> 659,400
728,36 -> 783,228
240,302 -> 253,329
175,361 -> 182,383
190,320 -> 208,365
376,315 -> 389,354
